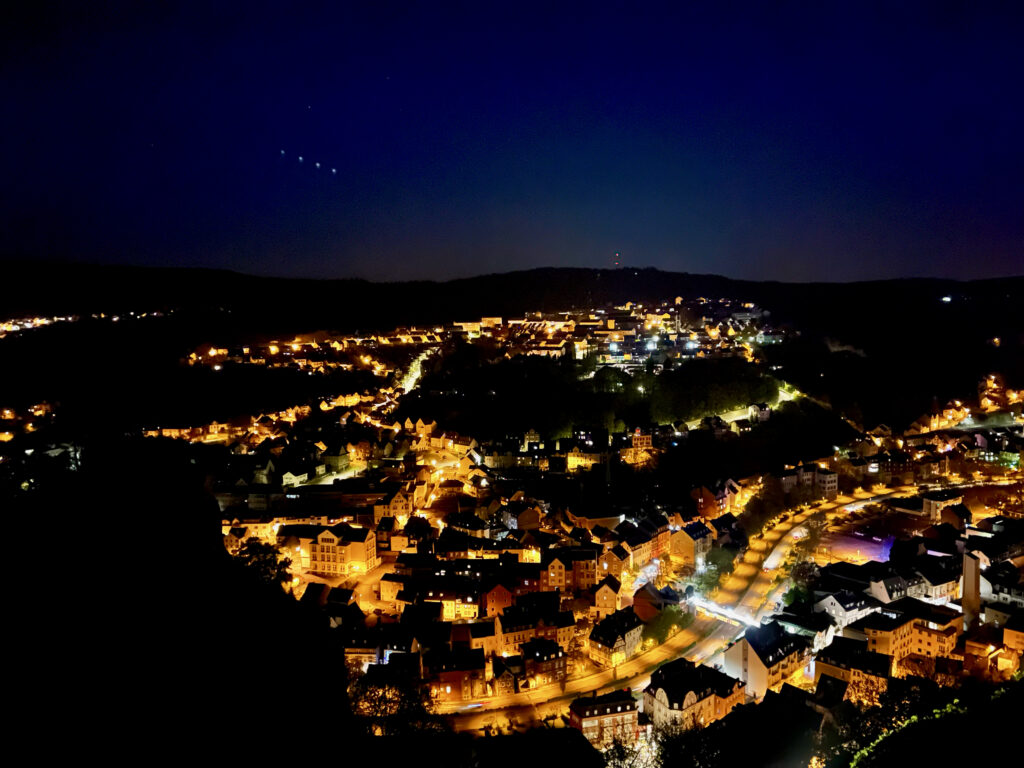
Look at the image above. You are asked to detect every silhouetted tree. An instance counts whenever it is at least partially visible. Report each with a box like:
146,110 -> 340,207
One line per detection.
236,537 -> 292,587
348,667 -> 448,736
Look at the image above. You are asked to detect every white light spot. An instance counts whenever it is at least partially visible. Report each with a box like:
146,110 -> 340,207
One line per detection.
315,162 -> 320,168
298,156 -> 303,162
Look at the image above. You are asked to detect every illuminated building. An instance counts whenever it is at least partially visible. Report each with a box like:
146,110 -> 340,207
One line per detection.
569,689 -> 639,748
643,658 -> 745,729
588,608 -> 643,667
723,620 -> 810,700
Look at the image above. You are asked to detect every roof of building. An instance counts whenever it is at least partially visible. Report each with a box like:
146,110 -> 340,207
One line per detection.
589,608 -> 643,648
922,488 -> 964,502
603,542 -> 629,561
569,689 -> 638,717
776,611 -> 835,635
812,673 -> 850,709
682,520 -> 713,539
820,589 -> 875,612
522,636 -> 564,661
815,637 -> 892,678
743,620 -> 808,667
632,582 -> 681,606
646,658 -> 741,706
468,619 -> 496,639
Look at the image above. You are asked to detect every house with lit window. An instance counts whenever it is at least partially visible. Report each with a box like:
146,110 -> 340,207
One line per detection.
690,479 -> 740,518
844,597 -> 962,672
812,637 -> 891,706
588,608 -> 643,667
373,488 -> 414,524
671,520 -> 713,568
599,545 -> 630,580
643,658 -> 744,729
593,575 -> 622,619
496,607 -> 538,655
748,403 -> 771,423
566,446 -> 607,473
451,618 -> 499,660
522,637 -> 567,688
277,522 -> 378,577
723,620 -> 810,700
914,558 -> 961,603
425,647 -> 488,703
814,590 -> 880,629
481,581 -> 514,617
569,689 -> 639,748
540,552 -> 569,592
420,585 -> 481,622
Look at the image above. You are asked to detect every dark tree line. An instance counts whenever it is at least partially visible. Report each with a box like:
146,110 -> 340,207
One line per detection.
653,400 -> 857,503
399,341 -> 780,441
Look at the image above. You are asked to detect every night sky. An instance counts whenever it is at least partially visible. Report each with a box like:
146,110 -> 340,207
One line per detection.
3,3 -> 1022,282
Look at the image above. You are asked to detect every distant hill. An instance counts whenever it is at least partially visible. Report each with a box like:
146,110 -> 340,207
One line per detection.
1,260 -> 1021,430
2,260 -> 1021,338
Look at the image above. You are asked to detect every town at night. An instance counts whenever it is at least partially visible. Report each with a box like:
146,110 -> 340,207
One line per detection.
3,4 -> 1022,765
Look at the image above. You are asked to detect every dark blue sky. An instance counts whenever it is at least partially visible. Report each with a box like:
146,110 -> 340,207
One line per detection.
3,2 -> 1022,281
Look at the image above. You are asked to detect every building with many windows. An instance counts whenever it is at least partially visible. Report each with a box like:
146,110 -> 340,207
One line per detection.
588,608 -> 644,667
812,637 -> 892,706
723,620 -> 810,700
569,689 -> 639,748
277,522 -> 378,577
643,658 -> 745,730
522,637 -> 567,688
844,597 -> 962,672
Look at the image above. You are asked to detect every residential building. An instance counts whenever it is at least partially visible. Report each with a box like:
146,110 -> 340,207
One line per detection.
671,520 -> 713,568
691,479 -> 740,518
1004,614 -> 1024,653
588,608 -> 644,667
812,637 -> 891,706
599,545 -> 630,580
522,637 -> 567,688
631,583 -> 681,623
540,552 -> 569,592
426,648 -> 488,703
277,522 -> 378,576
569,689 -> 639,748
845,597 -> 962,671
748,403 -> 771,423
593,576 -> 622,619
922,489 -> 964,523
723,620 -> 810,700
814,468 -> 838,499
643,658 -> 744,730
814,590 -> 879,629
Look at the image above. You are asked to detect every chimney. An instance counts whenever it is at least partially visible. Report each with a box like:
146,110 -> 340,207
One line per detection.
962,552 -> 981,632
